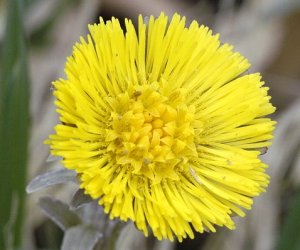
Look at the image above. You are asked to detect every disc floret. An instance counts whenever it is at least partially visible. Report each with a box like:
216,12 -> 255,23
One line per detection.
106,84 -> 197,184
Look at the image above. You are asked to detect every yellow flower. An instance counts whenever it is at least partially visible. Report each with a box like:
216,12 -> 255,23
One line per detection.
47,13 -> 276,241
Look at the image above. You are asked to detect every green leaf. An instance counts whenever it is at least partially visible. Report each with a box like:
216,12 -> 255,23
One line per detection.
0,0 -> 29,249
277,188 -> 300,250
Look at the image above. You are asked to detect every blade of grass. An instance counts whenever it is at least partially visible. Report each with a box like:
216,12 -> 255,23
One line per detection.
277,187 -> 300,250
0,0 -> 30,249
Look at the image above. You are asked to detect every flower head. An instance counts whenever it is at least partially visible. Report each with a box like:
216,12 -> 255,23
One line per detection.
48,13 -> 276,241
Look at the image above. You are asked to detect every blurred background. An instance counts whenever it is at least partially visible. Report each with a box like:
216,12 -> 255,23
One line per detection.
1,0 -> 300,249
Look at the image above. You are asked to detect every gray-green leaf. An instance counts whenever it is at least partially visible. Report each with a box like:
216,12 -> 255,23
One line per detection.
115,223 -> 147,250
38,196 -> 80,231
46,154 -> 62,162
70,189 -> 93,209
26,169 -> 77,193
61,225 -> 103,250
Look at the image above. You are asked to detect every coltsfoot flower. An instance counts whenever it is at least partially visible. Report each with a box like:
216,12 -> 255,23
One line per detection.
47,13 -> 276,241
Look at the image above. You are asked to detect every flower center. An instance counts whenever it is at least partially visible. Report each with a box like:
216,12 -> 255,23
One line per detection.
106,84 -> 197,183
